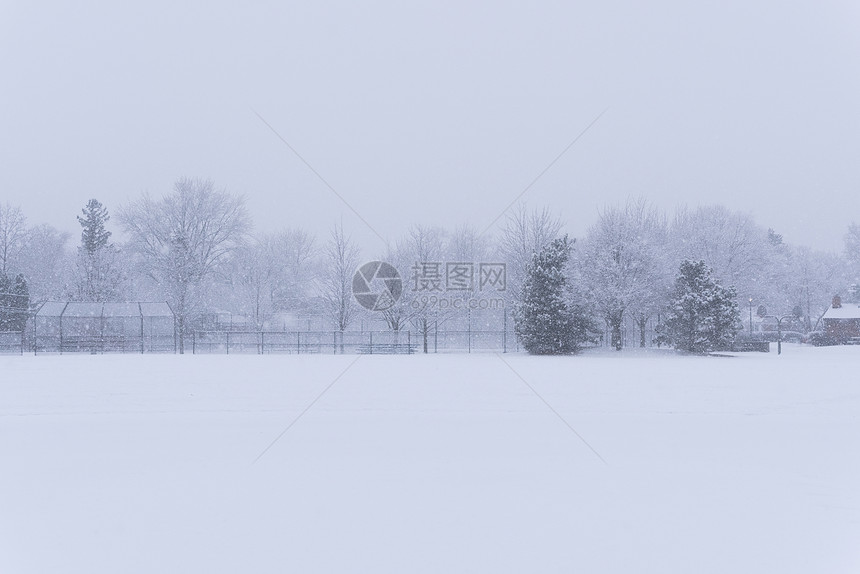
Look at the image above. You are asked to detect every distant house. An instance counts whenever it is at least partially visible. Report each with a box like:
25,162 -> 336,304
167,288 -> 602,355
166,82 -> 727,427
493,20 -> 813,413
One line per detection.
820,296 -> 860,344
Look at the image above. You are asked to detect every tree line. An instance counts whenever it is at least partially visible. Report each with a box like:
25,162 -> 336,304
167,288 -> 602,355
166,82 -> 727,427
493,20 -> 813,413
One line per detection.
1,180 -> 857,354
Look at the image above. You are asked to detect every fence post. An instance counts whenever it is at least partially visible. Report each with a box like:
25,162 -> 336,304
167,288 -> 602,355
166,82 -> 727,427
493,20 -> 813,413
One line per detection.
140,310 -> 145,354
297,331 -> 301,354
468,309 -> 472,354
226,332 -> 230,355
59,302 -> 69,355
260,332 -> 264,355
100,304 -> 106,354
503,307 -> 507,353
369,331 -> 373,354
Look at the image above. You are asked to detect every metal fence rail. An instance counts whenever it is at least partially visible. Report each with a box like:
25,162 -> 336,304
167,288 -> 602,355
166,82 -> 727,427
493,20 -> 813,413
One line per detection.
190,330 -> 517,354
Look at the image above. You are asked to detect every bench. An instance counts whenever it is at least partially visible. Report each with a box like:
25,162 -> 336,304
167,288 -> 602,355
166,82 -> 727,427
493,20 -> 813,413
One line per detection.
731,341 -> 770,352
357,343 -> 415,355
60,336 -> 131,353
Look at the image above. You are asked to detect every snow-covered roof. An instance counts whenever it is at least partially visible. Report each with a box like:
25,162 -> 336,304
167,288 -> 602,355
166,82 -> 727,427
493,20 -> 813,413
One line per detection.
822,303 -> 860,320
36,301 -> 67,316
139,302 -> 174,318
63,303 -> 104,317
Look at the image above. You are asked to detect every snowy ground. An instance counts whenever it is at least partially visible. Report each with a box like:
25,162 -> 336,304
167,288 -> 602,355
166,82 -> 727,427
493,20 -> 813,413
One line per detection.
1,345 -> 858,573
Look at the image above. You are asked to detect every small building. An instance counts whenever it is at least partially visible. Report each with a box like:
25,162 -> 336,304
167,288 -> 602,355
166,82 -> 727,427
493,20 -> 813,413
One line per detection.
820,296 -> 860,344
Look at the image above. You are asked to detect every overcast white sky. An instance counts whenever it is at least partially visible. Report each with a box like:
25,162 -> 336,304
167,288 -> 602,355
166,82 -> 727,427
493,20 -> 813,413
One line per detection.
2,0 -> 858,253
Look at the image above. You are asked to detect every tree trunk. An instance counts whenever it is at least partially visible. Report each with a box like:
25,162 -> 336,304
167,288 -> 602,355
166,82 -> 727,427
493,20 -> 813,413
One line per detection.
176,289 -> 187,354
609,312 -> 623,351
177,314 -> 185,354
638,316 -> 648,347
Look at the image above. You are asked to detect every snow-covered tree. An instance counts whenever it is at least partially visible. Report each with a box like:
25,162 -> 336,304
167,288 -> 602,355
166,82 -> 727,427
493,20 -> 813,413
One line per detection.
790,246 -> 852,330
118,177 -> 250,352
226,238 -> 278,330
845,222 -> 860,266
321,222 -> 361,332
78,199 -> 111,253
844,223 -> 860,291
74,199 -> 123,302
17,224 -> 72,303
448,223 -> 491,265
0,273 -> 29,332
516,236 -> 593,355
383,225 -> 446,350
499,204 -> 563,299
670,205 -> 768,303
656,260 -> 741,354
580,198 -> 671,350
266,229 -> 317,314
0,203 -> 26,276
221,228 -> 317,329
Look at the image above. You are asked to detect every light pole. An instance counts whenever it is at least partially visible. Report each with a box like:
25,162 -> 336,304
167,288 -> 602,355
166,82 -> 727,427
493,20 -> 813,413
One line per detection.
749,298 -> 753,336
776,315 -> 792,355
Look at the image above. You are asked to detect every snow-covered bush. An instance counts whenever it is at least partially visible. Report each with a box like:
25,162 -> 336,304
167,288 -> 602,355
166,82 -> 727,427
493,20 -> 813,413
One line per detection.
656,259 -> 741,354
515,236 -> 594,355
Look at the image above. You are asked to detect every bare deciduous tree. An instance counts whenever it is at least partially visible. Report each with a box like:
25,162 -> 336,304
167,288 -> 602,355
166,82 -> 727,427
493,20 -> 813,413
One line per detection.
222,228 -> 316,330
447,224 -> 490,264
17,224 -> 72,303
269,229 -> 316,313
793,246 -> 852,331
322,222 -> 361,334
845,223 -> 860,273
499,204 -> 563,298
580,198 -> 671,350
0,203 -> 27,275
118,178 -> 250,352
671,205 -> 768,300
403,225 -> 447,352
227,238 -> 278,330
375,225 -> 447,349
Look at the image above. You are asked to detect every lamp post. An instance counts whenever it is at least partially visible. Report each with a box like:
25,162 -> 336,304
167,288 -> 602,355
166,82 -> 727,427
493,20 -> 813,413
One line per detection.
748,298 -> 753,336
776,315 -> 792,355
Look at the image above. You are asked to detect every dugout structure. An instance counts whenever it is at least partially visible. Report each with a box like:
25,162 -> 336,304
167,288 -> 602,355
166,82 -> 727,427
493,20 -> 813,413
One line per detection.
34,302 -> 175,353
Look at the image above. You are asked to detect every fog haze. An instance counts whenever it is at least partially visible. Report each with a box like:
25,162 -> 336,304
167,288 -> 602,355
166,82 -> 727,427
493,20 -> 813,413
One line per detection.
2,0 -> 858,251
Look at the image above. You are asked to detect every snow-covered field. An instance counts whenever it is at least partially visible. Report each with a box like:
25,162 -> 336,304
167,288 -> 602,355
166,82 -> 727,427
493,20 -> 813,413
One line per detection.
1,346 -> 858,573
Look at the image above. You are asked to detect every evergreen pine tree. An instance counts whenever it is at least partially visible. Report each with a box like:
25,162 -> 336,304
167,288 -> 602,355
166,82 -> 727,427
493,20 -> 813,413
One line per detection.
515,236 -> 593,355
11,274 -> 29,331
656,260 -> 741,354
75,199 -> 122,301
77,199 -> 112,253
0,273 -> 28,331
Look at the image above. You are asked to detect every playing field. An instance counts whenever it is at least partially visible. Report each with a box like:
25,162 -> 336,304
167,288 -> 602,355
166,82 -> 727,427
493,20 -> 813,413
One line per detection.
1,347 -> 858,573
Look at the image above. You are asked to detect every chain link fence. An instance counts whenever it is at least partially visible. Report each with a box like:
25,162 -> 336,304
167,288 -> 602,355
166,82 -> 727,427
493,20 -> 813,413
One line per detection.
189,329 -> 518,354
